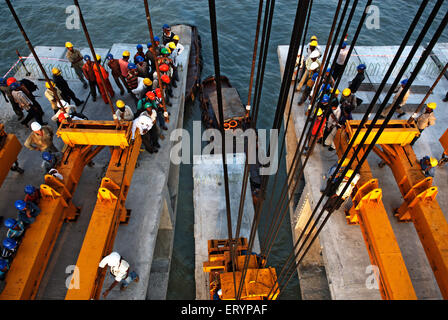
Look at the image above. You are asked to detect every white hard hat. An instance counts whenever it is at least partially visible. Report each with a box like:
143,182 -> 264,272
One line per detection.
30,122 -> 42,131
106,252 -> 121,267
310,61 -> 320,71
310,50 -> 320,59
218,289 -> 222,296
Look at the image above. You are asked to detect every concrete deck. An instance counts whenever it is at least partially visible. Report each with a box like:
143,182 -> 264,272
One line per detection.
193,153 -> 259,300
0,25 -> 191,300
278,43 -> 448,300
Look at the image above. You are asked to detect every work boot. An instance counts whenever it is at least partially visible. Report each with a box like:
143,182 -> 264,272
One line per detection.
160,134 -> 165,140
92,96 -> 97,102
120,89 -> 125,96
397,112 -> 406,118
155,142 -> 161,148
120,284 -> 127,292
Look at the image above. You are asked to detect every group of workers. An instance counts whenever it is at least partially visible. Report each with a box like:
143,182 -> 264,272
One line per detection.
295,35 -> 441,180
0,24 -> 182,292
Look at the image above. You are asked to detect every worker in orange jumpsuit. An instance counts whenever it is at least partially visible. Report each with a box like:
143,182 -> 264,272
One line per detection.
93,55 -> 115,104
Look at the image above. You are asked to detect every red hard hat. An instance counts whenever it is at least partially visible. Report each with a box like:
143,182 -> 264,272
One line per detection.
146,91 -> 155,100
58,112 -> 67,122
161,74 -> 170,84
155,88 -> 162,98
159,64 -> 169,72
7,77 -> 17,86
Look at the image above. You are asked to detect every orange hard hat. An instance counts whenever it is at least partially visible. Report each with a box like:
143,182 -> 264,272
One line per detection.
146,91 -> 155,100
159,64 -> 169,72
7,77 -> 17,86
161,74 -> 170,84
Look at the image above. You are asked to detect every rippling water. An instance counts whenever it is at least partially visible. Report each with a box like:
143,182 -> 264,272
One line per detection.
1,0 -> 447,300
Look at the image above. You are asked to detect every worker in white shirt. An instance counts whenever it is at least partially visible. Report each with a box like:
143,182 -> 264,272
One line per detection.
380,79 -> 410,118
113,100 -> 134,121
99,252 -> 139,298
325,168 -> 360,211
131,77 -> 153,100
167,42 -> 180,83
172,35 -> 185,55
333,42 -> 349,82
131,111 -> 160,153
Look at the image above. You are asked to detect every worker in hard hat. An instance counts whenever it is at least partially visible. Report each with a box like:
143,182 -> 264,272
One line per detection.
82,55 -> 99,101
172,35 -> 185,55
99,252 -> 139,298
348,64 -> 366,94
10,82 -> 46,127
380,79 -> 410,118
65,42 -> 88,89
1,238 -> 18,262
15,199 -> 41,225
149,89 -> 169,132
106,54 -> 126,96
305,36 -> 322,60
141,103 -> 162,150
113,100 -> 134,121
52,67 -> 84,107
324,93 -> 342,151
4,218 -> 25,240
135,56 -> 150,79
167,42 -> 180,83
126,63 -> 139,91
153,36 -> 162,56
134,44 -> 146,64
340,88 -> 357,112
41,150 -> 62,173
335,169 -> 361,201
0,259 -> 9,280
333,42 -> 349,82
162,24 -> 176,45
304,105 -> 326,155
131,111 -> 159,153
0,77 -> 23,119
92,55 -> 115,104
24,184 -> 41,205
321,158 -> 350,192
329,88 -> 340,109
44,81 -> 64,113
296,50 -> 321,92
420,156 -> 438,178
24,122 -> 59,153
119,51 -> 131,79
410,102 -> 437,146
132,77 -> 153,100
338,104 -> 353,128
298,72 -> 318,106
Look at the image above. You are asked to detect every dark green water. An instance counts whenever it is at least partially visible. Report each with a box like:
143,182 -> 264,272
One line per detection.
0,0 -> 447,300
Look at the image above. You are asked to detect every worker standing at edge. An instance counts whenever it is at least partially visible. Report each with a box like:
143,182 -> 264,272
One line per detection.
162,24 -> 176,45
296,50 -> 320,92
24,122 -> 59,153
99,252 -> 139,298
349,64 -> 366,94
333,42 -> 349,82
65,42 -> 88,89
380,79 -> 410,118
106,54 -> 126,96
410,102 -> 437,146
92,55 -> 115,104
82,55 -> 99,101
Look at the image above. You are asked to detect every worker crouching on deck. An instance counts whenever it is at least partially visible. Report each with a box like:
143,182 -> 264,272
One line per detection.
1,238 -> 18,263
15,199 -> 41,225
4,218 -> 25,240
0,259 -> 10,280
420,156 -> 438,178
99,252 -> 139,298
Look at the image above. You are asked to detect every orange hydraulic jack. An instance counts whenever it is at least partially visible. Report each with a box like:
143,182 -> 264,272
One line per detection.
334,128 -> 416,300
0,123 -> 23,187
202,238 -> 279,300
373,142 -> 448,299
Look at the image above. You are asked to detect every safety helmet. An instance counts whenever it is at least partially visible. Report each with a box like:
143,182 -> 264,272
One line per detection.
147,42 -> 152,48
357,64 -> 366,71
331,88 -> 340,95
159,64 -> 169,72
65,42 -> 73,48
84,55 -> 91,61
146,91 -> 155,100
127,63 -> 137,70
173,35 -> 180,41
30,122 -> 42,132
162,24 -> 170,30
341,42 -> 347,49
122,50 -> 131,57
144,102 -> 153,109
310,35 -> 318,41
58,113 -> 68,122
135,56 -> 144,63
154,36 -> 160,42
9,82 -> 20,90
161,74 -> 170,84
24,185 -> 36,195
342,88 -> 351,97
316,108 -> 323,117
326,67 -> 332,73
309,50 -> 320,59
430,157 -> 438,167
322,94 -> 330,103
4,218 -> 17,229
310,40 -> 318,47
3,238 -> 17,250
106,53 -> 114,60
95,54 -> 101,61
105,252 -> 121,267
161,48 -> 169,55
0,259 -> 8,270
42,151 -> 53,161
426,102 -> 437,110
136,44 -> 143,50
143,78 -> 152,86
45,81 -> 55,89
401,79 -> 408,85
311,72 -> 319,81
310,61 -> 319,71
52,67 -> 61,76
155,88 -> 162,98
6,77 -> 17,86
0,78 -> 6,86
14,200 -> 26,210
116,100 -> 125,109
168,42 -> 176,50
346,169 -> 354,178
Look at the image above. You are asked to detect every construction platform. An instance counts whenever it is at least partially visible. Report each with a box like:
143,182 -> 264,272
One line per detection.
193,153 -> 259,300
278,43 -> 448,300
0,25 -> 192,300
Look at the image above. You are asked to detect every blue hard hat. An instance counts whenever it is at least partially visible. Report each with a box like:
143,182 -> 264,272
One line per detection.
357,64 -> 366,70
341,42 -> 347,49
106,53 -> 114,60
3,238 -> 17,250
162,24 -> 170,29
14,200 -> 26,210
147,42 -> 152,48
322,94 -> 330,103
42,151 -> 52,161
9,82 -> 20,90
0,259 -> 8,270
154,36 -> 160,42
127,63 -> 137,70
84,55 -> 91,61
0,77 -> 6,86
4,218 -> 17,229
401,79 -> 408,85
24,185 -> 36,195
312,73 -> 319,81
137,44 -> 143,50
135,56 -> 144,63
326,67 -> 332,73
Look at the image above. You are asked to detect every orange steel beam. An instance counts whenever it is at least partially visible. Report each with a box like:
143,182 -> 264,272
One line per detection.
373,143 -> 448,299
65,134 -> 142,300
334,129 -> 417,300
0,124 -> 22,187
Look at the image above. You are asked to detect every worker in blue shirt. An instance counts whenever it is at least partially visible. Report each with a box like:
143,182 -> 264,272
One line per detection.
4,218 -> 25,240
15,200 -> 41,225
420,156 -> 438,178
1,238 -> 18,262
0,259 -> 10,280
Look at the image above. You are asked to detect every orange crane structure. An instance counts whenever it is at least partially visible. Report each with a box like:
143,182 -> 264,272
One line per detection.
0,123 -> 23,186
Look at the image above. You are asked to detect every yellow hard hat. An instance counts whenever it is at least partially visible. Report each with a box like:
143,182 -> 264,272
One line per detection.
168,42 -> 176,50
173,35 -> 180,40
143,78 -> 153,86
96,54 -> 101,61
310,40 -> 318,47
310,35 -> 318,41
427,102 -> 437,110
346,169 -> 354,178
342,88 -> 351,97
65,42 -> 73,48
317,108 -> 323,117
123,50 -> 130,57
116,100 -> 125,108
52,67 -> 61,76
45,81 -> 55,89
331,88 -> 340,95
430,157 -> 438,167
